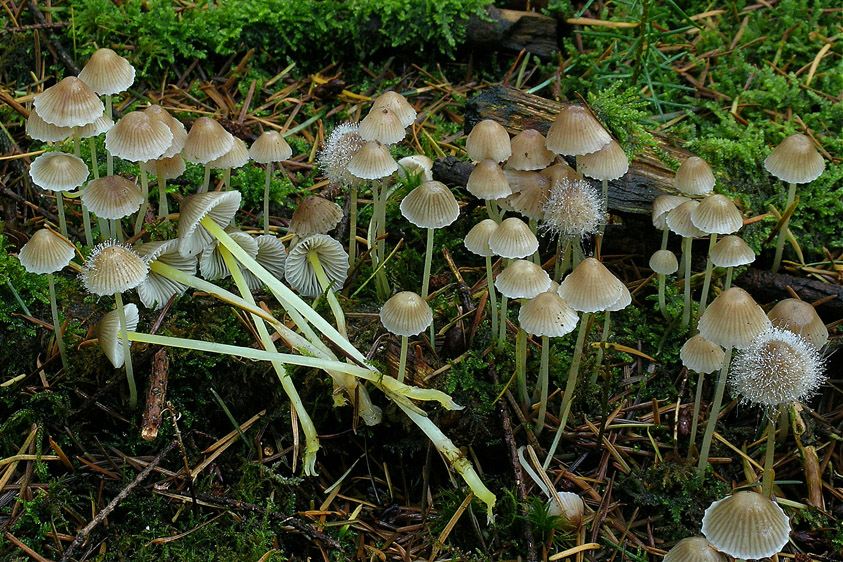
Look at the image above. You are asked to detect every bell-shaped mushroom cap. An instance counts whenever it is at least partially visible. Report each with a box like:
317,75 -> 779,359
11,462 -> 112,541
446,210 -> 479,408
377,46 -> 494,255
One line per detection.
466,119 -> 511,163
359,107 -> 405,145
147,154 -> 186,181
578,139 -> 629,181
731,326 -> 826,408
78,48 -> 135,95
82,175 -> 143,219
105,111 -> 173,163
209,137 -> 250,170
80,241 -> 149,296
606,282 -> 631,312
29,152 -> 89,192
495,259 -> 551,299
400,180 -> 460,229
347,140 -> 398,180
467,159 -> 512,200
380,291 -> 433,337
33,76 -> 104,128
464,219 -> 498,257
489,217 -> 539,259
680,335 -> 725,374
649,250 -> 679,275
144,105 -> 187,159
242,235 -> 288,291
541,178 -> 603,239
540,161 -> 579,185
397,155 -> 434,182
558,258 -> 624,313
18,228 -> 76,274
768,298 -> 828,349
250,130 -> 292,164
505,171 -> 551,221
518,291 -> 578,337
652,194 -> 687,230
289,196 -> 343,236
546,491 -> 585,527
508,129 -> 554,171
698,287 -> 771,349
177,191 -> 242,258
96,303 -> 139,368
546,104 -> 611,157
691,194 -> 743,235
710,235 -> 755,268
199,229 -> 258,281
663,537 -> 727,562
77,114 -> 114,139
285,234 -> 349,298
764,133 -> 825,184
372,91 -> 417,128
26,107 -> 72,142
134,238 -> 196,309
701,491 -> 790,560
182,117 -> 234,165
674,156 -> 716,195
666,200 -> 706,238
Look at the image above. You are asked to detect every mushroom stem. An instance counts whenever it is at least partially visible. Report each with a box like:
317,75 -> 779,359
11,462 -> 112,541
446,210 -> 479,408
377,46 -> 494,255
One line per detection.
47,273 -> 68,372
772,181 -> 796,273
536,335 -> 550,433
657,273 -> 669,320
348,185 -> 357,267
529,219 -> 540,264
553,238 -> 571,282
55,192 -> 68,238
485,255 -> 499,337
134,161 -> 149,235
724,266 -> 734,290
89,138 -> 99,179
485,199 -> 501,223
307,251 -> 348,340
397,335 -> 409,383
114,291 -> 138,409
262,163 -> 272,234
681,237 -> 693,329
497,294 -> 509,350
589,311 -> 611,385
105,95 -> 114,176
660,227 -> 669,251
74,128 -> 94,247
597,178 -> 609,253
515,325 -> 528,406
421,227 -> 434,300
223,168 -> 231,190
158,176 -> 169,221
687,370 -> 705,461
696,345 -> 733,478
200,163 -> 211,194
697,233 -> 717,319
761,405 -> 781,498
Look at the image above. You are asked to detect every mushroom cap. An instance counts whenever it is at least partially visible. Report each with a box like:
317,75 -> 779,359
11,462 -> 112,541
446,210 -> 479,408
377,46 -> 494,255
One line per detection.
606,282 -> 631,312
701,491 -> 790,560
507,129 -> 554,171
80,241 -> 149,296
731,326 -> 826,407
182,117 -> 234,165
652,194 -> 687,230
33,76 -> 104,128
347,141 -> 397,180
764,133 -> 825,184
464,219 -> 498,257
663,537 -> 727,562
209,137 -> 250,170
147,154 -> 186,181
680,335 -> 725,374
29,152 -> 89,192
82,175 -> 144,219
177,191 -> 242,258
666,200 -> 706,238
540,162 -> 579,185
495,259 -> 551,299
710,235 -> 755,268
380,291 -> 433,337
371,91 -> 417,128
285,234 -> 349,298
541,177 -> 603,239
250,130 -> 293,164
105,111 -> 173,163
18,228 -> 76,274
649,249 -> 679,275
96,303 -> 139,368
504,170 -> 551,220
400,180 -> 460,229
317,123 -> 365,187
558,258 -> 624,313
397,155 -> 434,182
77,114 -> 114,139
546,104 -> 611,157
489,217 -> 539,259
518,291 -> 578,337
199,229 -> 258,281
697,287 -> 771,349
78,48 -> 135,95
26,107 -> 72,142
134,239 -> 196,310
578,140 -> 629,181
467,159 -> 512,200
359,107 -> 405,145
674,156 -> 716,195
288,196 -> 343,236
690,194 -> 743,235
546,491 -> 585,527
252,234 -> 287,282
466,119 -> 511,163
144,105 -> 187,159
767,298 -> 828,349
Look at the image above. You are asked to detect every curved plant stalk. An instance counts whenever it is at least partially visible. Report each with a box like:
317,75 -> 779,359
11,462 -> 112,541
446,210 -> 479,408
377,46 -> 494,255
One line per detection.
47,273 -> 68,372
497,294 -> 509,350
89,138 -> 99,180
55,192 -> 68,238
772,182 -> 796,273
696,346 -> 733,478
307,251 -> 348,340
134,161 -> 150,235
421,227 -> 436,346
589,311 -> 612,385
686,370 -> 705,461
681,237 -> 693,329
114,292 -> 137,409
697,233 -> 717,319
485,255 -> 499,337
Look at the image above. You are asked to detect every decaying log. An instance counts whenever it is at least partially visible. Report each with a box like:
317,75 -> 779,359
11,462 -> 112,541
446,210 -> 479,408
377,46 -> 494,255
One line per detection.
466,6 -> 559,59
737,268 -> 843,318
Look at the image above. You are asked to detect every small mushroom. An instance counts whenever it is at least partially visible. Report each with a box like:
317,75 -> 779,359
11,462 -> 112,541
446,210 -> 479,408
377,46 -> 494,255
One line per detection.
701,491 -> 790,559
250,130 -> 293,234
380,291 -> 433,383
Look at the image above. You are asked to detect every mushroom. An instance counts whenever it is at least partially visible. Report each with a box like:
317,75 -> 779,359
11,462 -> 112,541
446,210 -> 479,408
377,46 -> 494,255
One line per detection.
96,303 -> 139,369
466,120 -> 512,222
288,196 -> 343,247
134,239 -> 197,310
710,234 -> 755,290
666,199 -> 706,329
663,537 -> 726,562
701,491 -> 790,559
649,249 -> 679,320
545,104 -> 611,175
651,194 -> 686,251
81,175 -> 143,242
380,291 -> 433,383
464,219 -> 500,337
767,298 -> 828,349
208,137 -> 250,190
578,139 -> 629,249
29,151 -> 89,238
674,155 -> 716,196
183,117 -> 234,194
249,130 -> 293,234
371,91 -> 417,128
680,334 -> 725,459
508,129 -> 554,171
177,191 -> 242,258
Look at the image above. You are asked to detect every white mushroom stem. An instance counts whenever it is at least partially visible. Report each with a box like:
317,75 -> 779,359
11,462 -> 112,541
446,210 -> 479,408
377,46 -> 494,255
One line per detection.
681,237 -> 693,329
158,176 -> 169,221
657,273 -> 669,320
515,324 -> 528,405
47,273 -> 68,372
517,445 -> 550,496
497,294 -> 509,350
200,163 -> 211,194
306,251 -> 348,340
536,335 -> 550,433
397,335 -> 409,383
262,162 -> 272,234
687,370 -> 705,461
348,185 -> 358,267
55,191 -> 68,238
762,405 -> 782,498
89,138 -> 99,180
105,95 -> 114,176
697,233 -> 718,319
772,181 -> 796,273
134,160 -> 150,235
598,178 -> 609,252
114,291 -> 137,409
589,311 -> 612,385
724,266 -> 735,290
421,227 -> 436,347
223,167 -> 232,190
660,226 -> 669,251
485,255 -> 499,337
696,345 -> 733,478
74,128 -> 94,247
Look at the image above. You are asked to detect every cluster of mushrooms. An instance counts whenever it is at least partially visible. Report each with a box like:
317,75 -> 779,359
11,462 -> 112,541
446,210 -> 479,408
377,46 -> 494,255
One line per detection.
16,46 -> 833,549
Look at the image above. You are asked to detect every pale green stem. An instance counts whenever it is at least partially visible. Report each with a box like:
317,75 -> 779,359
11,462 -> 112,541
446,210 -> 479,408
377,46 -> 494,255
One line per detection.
398,335 -> 409,383
200,164 -> 211,194
48,274 -> 68,372
158,177 -> 169,221
497,294 -> 509,350
687,370 -> 705,461
697,346 -> 733,478
553,238 -> 571,282
681,237 -> 693,329
660,227 -> 669,251
307,251 -> 348,340
657,273 -> 669,320
772,182 -> 796,273
114,292 -> 137,409
223,168 -> 231,190
111,218 -> 123,243
536,335 -> 550,433
516,325 -> 528,405
761,406 -> 781,498
348,185 -> 358,267
74,128 -> 93,247
572,238 -> 583,267
89,138 -> 99,179
376,179 -> 387,264
105,95 -> 114,176
97,216 -> 110,241
529,219 -> 540,264
421,228 -> 434,300
698,233 -> 717,320
724,267 -> 734,290
485,199 -> 501,223
589,311 -> 611,385
56,191 -> 68,238
263,164 -> 272,234
135,161 -> 149,235
485,256 -> 498,337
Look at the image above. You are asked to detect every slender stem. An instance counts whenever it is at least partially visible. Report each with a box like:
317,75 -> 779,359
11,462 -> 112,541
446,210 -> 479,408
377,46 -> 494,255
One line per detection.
89,138 -> 99,179
56,191 -> 68,238
348,185 -> 357,267
105,95 -> 114,176
554,238 -> 571,282
529,219 -> 540,264
74,128 -> 94,246
398,335 -> 409,383
200,164 -> 211,194
761,406 -> 780,498
516,326 -> 528,405
485,199 -> 500,223
772,182 -> 796,273
263,164 -> 272,234
660,227 -> 669,251
223,168 -> 231,190
158,177 -> 169,221
536,335 -> 550,433
724,267 -> 734,290
687,370 -> 705,460
307,251 -> 348,340
697,346 -> 733,478
590,311 -> 611,385
485,256 -> 498,337
135,161 -> 149,235
598,178 -> 608,253
658,273 -> 669,320
497,294 -> 509,350
572,238 -> 584,268
681,237 -> 693,329
114,292 -> 137,409
48,274 -> 68,372
376,179 -> 387,264
421,228 -> 435,300
698,233 -> 717,320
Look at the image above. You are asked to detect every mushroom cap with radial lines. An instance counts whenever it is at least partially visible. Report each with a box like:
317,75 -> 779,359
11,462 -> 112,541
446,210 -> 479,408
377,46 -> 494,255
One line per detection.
764,133 -> 825,184
606,283 -> 631,312
134,238 -> 196,310
578,139 -> 629,181
77,114 -> 114,139
546,104 -> 611,157
701,491 -> 790,560
288,196 -> 343,236
466,119 -> 511,163
767,298 -> 828,349
147,155 -> 186,181
26,107 -> 71,142
540,161 -> 579,185
666,200 -> 706,238
359,107 -> 405,145
507,129 -> 554,171
177,191 -> 242,258
649,250 -> 678,275
347,141 -> 397,180
518,290 -> 578,337
242,235 -> 288,289
78,48 -> 135,95
651,194 -> 687,230
680,335 -> 725,374
467,159 -> 512,200
96,303 -> 139,368
495,259 -> 551,299
400,180 -> 460,229
674,156 -> 716,195
33,76 -> 104,128
380,291 -> 433,337
504,170 -> 551,221
29,152 -> 89,192
489,217 -> 538,259
182,117 -> 234,164
81,241 -> 149,296
285,234 -> 349,298
372,91 -> 417,128
209,137 -> 250,170
105,111 -> 173,163
558,258 -> 624,313
18,228 -> 76,275
199,229 -> 258,281
710,235 -> 755,268
547,491 -> 585,526
697,287 -> 771,349
691,193 -> 743,235
464,219 -> 498,257
663,537 -> 726,562
250,130 -> 292,164
82,175 -> 144,220
144,105 -> 187,159
397,155 -> 434,182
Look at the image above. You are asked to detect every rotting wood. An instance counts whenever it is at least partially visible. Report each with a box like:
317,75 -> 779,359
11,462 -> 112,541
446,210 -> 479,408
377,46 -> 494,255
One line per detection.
141,348 -> 169,441
466,6 -> 560,59
738,268 -> 843,317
